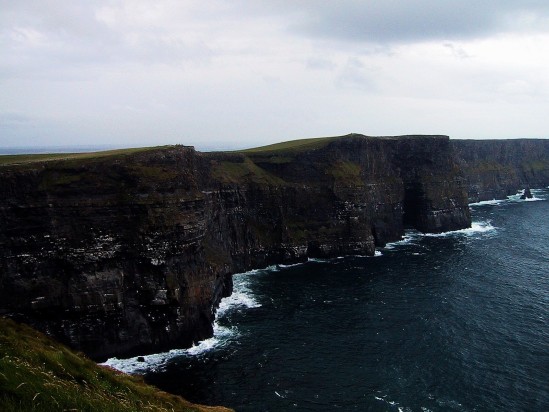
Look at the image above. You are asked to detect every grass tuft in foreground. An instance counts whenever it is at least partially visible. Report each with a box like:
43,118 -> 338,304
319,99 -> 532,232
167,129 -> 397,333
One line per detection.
0,317 -> 232,412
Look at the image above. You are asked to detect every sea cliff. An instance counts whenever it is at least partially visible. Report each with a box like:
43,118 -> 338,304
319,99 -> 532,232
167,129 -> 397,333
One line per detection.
0,134 -> 520,361
451,139 -> 549,202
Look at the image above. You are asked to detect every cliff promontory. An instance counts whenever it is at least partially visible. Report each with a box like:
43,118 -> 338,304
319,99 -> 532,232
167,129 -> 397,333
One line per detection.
1,134 -> 471,360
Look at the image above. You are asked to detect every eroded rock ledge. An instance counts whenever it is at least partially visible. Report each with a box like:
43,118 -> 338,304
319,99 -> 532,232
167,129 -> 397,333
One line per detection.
0,134 -> 473,360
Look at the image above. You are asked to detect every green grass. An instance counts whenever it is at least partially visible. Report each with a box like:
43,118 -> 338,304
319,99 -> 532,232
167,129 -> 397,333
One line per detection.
0,146 -> 174,167
239,135 -> 350,154
328,161 -> 363,185
0,317 -> 232,412
210,158 -> 286,184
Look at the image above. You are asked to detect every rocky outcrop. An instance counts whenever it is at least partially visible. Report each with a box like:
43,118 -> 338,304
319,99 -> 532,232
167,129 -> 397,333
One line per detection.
520,187 -> 533,199
451,139 -> 549,202
0,134 -> 471,360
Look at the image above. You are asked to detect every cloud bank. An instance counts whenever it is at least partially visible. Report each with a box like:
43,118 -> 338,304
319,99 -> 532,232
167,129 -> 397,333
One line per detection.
2,1 -> 549,150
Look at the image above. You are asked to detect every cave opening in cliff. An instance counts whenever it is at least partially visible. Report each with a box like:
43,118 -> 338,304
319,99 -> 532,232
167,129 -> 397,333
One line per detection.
402,185 -> 422,229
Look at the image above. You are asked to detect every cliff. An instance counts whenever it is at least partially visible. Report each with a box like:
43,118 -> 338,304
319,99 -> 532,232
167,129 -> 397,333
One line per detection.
0,134 -> 471,360
451,139 -> 549,202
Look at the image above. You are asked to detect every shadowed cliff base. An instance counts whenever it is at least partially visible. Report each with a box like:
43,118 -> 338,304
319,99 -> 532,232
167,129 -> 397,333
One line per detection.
2,134 -> 546,361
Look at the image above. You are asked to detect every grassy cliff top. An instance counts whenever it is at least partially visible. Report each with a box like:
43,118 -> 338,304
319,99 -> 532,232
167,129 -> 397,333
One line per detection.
238,134 -> 449,155
0,317 -> 232,412
239,135 -> 343,154
0,134 -> 450,167
0,146 -> 178,167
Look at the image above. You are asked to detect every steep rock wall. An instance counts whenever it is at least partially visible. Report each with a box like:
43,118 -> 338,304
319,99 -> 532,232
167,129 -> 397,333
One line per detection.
451,139 -> 549,202
0,148 -> 232,360
0,135 -> 470,360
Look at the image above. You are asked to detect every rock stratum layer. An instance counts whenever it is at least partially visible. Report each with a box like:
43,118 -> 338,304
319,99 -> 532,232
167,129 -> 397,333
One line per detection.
3,134 -> 543,361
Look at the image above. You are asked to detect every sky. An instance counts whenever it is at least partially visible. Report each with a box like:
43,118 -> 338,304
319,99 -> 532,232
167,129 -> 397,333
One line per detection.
2,1 -> 549,151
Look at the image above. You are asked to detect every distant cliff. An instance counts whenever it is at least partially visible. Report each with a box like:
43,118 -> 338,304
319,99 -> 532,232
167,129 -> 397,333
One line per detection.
452,139 -> 549,202
1,134 -> 472,360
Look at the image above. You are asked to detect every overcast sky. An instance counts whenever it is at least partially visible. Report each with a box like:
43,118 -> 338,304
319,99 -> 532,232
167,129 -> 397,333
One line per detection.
2,1 -> 549,150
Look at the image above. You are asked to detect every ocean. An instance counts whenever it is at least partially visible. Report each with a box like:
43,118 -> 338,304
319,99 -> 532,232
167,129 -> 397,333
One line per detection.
105,189 -> 549,411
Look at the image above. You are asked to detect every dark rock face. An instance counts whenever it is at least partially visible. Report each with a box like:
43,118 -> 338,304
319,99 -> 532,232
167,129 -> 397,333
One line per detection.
0,148 -> 232,360
0,135 -> 471,360
451,139 -> 549,202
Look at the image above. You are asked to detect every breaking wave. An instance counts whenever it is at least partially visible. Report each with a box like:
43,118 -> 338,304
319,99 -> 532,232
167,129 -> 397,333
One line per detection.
470,188 -> 547,207
101,322 -> 238,374
423,221 -> 496,237
102,270 -> 264,374
384,220 -> 497,250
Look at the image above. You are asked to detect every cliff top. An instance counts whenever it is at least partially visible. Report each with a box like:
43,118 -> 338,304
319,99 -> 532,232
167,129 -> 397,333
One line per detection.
0,134 -> 452,188
239,133 -> 449,155
0,145 -> 182,167
0,317 -> 233,412
0,134 -> 450,168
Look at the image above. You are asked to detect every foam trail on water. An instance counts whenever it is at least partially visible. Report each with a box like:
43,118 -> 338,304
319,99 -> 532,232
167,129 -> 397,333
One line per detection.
277,259 -> 312,268
424,221 -> 496,238
384,231 -> 422,249
102,349 -> 186,374
384,221 -> 496,248
308,257 -> 330,263
101,322 -> 237,374
469,199 -> 505,206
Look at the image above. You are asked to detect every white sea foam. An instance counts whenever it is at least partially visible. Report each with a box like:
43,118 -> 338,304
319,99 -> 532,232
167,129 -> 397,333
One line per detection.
470,188 -> 547,206
101,321 -> 238,374
374,394 -> 410,410
102,270 -> 265,374
217,274 -> 261,316
424,221 -> 496,238
102,349 -> 186,374
469,198 -> 505,206
383,231 -> 422,249
277,261 -> 307,269
374,250 -> 383,257
307,257 -> 329,263
239,264 -> 279,276
383,221 -> 496,248
506,191 -> 544,203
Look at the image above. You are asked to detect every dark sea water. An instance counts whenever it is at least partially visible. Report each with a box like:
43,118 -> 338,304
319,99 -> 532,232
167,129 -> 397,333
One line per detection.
105,190 -> 549,411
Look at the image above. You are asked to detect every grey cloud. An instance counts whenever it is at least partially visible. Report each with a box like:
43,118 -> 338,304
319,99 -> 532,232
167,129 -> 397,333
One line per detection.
2,1 -> 549,148
443,43 -> 471,59
238,0 -> 549,44
0,1 -> 216,81
305,57 -> 336,70
335,57 -> 379,92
